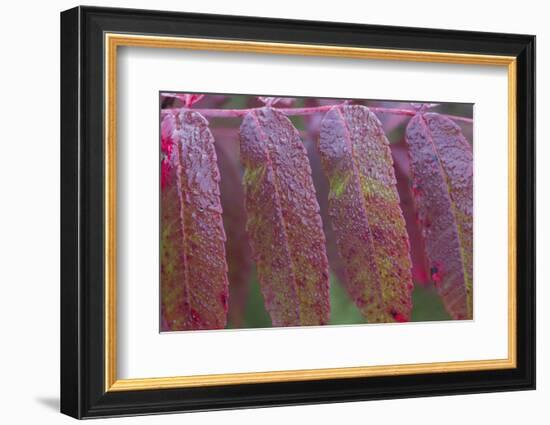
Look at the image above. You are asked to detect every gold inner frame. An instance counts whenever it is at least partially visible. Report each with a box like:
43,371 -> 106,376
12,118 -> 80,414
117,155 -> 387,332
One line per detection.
104,33 -> 517,392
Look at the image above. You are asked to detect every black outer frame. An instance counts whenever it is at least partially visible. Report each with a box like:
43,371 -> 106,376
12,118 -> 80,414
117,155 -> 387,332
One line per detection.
60,5 -> 536,419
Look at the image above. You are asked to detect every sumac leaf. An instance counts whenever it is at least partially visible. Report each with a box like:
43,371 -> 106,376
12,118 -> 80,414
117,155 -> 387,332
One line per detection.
307,136 -> 348,287
240,107 -> 330,326
318,105 -> 413,323
160,110 -> 229,331
212,128 -> 253,327
405,112 -> 473,319
303,99 -> 349,287
391,142 -> 431,285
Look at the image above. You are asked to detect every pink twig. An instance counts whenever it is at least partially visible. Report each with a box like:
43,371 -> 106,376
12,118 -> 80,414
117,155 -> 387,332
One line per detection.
368,107 -> 416,117
161,104 -> 473,124
161,103 -> 345,118
367,107 -> 473,124
439,114 -> 474,124
275,104 -> 343,116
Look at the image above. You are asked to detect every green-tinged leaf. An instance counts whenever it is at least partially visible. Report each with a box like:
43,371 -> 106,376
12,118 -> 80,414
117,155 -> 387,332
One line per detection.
391,142 -> 431,285
405,112 -> 473,319
303,100 -> 349,288
318,105 -> 413,323
240,107 -> 330,326
307,139 -> 349,287
160,110 -> 229,331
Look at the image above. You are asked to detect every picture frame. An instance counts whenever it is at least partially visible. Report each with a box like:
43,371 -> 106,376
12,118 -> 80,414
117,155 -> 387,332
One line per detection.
60,5 -> 535,419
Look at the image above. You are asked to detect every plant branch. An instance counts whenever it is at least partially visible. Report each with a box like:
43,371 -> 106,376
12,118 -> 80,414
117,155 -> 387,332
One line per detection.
161,104 -> 473,124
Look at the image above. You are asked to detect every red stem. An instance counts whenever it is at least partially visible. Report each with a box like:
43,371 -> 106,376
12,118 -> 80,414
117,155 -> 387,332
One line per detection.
161,104 -> 473,124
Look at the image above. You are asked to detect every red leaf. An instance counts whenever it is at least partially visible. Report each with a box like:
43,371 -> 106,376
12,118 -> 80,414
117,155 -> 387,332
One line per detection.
318,105 -> 413,323
405,112 -> 473,319
160,111 -> 229,331
212,127 -> 253,327
306,136 -> 348,287
391,142 -> 431,285
300,99 -> 347,287
240,107 -> 330,326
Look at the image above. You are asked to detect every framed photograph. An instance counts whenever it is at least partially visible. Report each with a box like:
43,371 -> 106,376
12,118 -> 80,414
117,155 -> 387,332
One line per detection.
60,6 -> 535,419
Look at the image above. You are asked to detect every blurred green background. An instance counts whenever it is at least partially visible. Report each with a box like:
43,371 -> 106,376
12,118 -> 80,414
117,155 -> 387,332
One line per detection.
229,273 -> 451,329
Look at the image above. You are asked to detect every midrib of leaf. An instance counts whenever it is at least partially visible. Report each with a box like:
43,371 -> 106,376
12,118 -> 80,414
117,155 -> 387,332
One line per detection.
173,126 -> 192,323
334,107 -> 386,315
249,110 -> 302,323
418,114 -> 470,313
